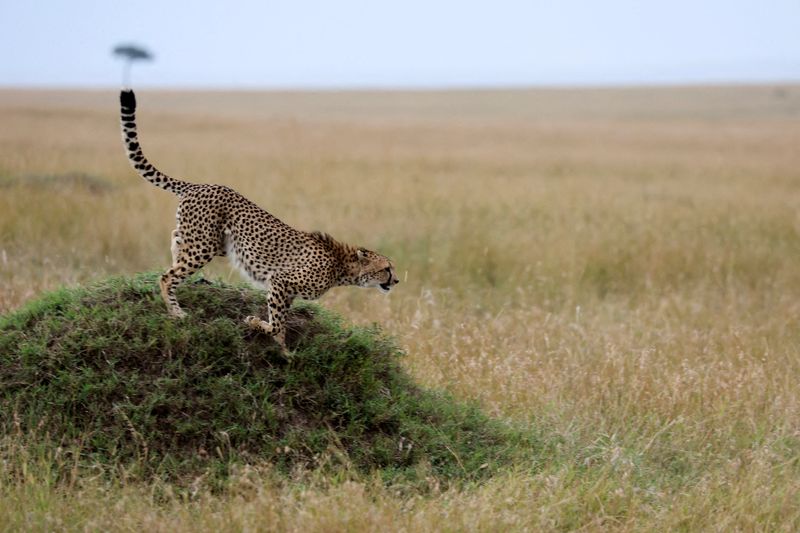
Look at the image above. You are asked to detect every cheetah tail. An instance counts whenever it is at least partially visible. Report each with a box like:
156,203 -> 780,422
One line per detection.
120,89 -> 191,195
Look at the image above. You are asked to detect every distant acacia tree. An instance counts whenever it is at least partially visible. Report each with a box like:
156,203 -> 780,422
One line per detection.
112,44 -> 153,87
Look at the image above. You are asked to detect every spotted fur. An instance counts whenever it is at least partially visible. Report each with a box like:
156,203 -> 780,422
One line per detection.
119,89 -> 399,349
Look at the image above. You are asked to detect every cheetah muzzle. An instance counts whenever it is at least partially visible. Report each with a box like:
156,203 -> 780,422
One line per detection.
119,89 -> 400,351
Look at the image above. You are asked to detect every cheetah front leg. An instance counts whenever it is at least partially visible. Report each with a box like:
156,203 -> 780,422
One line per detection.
245,281 -> 293,351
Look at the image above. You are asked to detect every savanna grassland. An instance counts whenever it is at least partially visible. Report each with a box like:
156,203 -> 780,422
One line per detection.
1,85 -> 800,531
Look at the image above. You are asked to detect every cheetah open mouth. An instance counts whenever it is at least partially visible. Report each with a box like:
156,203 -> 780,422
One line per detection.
379,281 -> 392,292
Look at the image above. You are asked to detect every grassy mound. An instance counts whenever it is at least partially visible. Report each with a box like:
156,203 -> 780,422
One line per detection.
0,274 -> 530,487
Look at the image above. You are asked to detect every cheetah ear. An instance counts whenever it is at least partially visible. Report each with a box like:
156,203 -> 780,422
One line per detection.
356,248 -> 370,265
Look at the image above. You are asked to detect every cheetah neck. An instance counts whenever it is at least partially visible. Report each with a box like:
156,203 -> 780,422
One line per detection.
313,234 -> 361,286
335,249 -> 362,287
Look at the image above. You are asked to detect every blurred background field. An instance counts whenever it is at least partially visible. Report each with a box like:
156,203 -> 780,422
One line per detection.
2,85 -> 800,530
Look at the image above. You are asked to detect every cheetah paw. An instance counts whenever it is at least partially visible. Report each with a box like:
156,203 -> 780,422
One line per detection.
244,315 -> 271,332
169,308 -> 188,319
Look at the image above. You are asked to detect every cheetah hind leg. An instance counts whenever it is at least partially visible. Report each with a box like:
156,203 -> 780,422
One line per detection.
170,229 -> 181,264
160,243 -> 213,319
171,229 -> 213,285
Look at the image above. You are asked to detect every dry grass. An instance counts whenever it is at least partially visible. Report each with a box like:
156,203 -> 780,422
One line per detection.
2,85 -> 800,531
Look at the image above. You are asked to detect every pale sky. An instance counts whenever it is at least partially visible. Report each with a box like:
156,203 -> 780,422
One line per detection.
1,0 -> 798,88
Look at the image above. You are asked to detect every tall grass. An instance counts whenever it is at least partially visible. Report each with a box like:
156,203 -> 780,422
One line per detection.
1,85 -> 800,530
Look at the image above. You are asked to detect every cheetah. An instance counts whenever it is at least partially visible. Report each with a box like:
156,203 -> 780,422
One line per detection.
119,89 -> 399,350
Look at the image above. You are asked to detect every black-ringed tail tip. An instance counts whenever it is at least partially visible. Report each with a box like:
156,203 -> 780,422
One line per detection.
120,89 -> 136,110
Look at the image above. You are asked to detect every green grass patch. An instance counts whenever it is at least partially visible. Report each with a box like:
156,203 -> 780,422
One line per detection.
0,274 -> 533,489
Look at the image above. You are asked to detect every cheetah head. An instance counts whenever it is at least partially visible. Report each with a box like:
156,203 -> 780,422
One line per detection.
354,248 -> 399,293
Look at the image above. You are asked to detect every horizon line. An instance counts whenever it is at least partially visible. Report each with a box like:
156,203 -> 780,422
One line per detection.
1,78 -> 800,93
